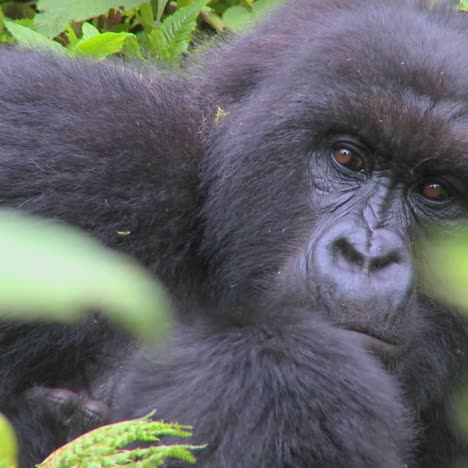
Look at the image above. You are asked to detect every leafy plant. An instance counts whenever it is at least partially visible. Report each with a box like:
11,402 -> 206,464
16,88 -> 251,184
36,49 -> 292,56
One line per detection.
38,413 -> 202,468
34,0 -> 147,38
68,23 -> 142,59
147,0 -> 207,63
0,414 -> 17,468
420,227 -> 468,446
1,0 -> 208,63
0,1 -> 285,63
458,0 -> 468,12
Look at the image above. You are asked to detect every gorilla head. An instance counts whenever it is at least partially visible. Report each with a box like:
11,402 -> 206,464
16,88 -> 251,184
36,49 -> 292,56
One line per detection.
200,0 -> 468,386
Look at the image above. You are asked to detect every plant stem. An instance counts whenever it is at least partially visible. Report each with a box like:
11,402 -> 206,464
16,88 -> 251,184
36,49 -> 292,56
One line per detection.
140,3 -> 155,33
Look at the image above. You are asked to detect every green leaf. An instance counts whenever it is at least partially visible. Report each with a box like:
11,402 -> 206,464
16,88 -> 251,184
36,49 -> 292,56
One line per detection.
0,6 -> 5,34
0,211 -> 171,342
139,2 -> 155,32
420,227 -> 468,314
0,414 -> 17,468
81,22 -> 100,40
71,29 -> 139,59
148,28 -> 168,60
222,0 -> 285,33
458,0 -> 468,11
63,24 -> 78,46
155,0 -> 169,21
222,5 -> 254,33
3,19 -> 65,53
148,0 -> 207,63
35,0 -> 148,38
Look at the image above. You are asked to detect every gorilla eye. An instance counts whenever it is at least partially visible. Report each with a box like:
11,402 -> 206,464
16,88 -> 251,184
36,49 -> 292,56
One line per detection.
333,147 -> 365,172
420,181 -> 451,203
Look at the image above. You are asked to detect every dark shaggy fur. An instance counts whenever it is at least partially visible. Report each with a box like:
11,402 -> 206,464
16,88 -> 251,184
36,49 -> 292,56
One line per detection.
1,0 -> 468,467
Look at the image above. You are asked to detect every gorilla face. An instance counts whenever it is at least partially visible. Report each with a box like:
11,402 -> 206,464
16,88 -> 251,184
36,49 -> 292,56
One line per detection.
202,0 -> 468,409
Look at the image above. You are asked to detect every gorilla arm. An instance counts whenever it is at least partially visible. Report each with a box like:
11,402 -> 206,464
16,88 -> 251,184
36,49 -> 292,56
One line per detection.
114,306 -> 414,468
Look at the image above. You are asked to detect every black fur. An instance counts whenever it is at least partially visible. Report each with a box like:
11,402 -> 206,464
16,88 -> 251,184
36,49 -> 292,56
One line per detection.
1,0 -> 468,467
0,55 -> 204,465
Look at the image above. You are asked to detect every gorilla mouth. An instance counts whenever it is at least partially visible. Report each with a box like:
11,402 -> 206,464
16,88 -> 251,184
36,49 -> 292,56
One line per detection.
345,329 -> 400,355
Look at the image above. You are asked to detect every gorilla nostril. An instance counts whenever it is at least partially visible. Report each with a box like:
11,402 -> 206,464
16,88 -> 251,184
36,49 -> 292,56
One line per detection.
333,238 -> 365,267
331,234 -> 405,274
369,252 -> 400,272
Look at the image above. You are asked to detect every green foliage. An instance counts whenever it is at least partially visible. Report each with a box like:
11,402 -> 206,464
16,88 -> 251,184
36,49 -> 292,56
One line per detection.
38,414 -> 202,467
69,23 -> 141,59
3,19 -> 64,52
0,1 -> 285,63
34,0 -> 147,38
0,210 -> 171,342
421,228 -> 468,312
148,0 -> 207,63
222,0 -> 283,33
0,414 -> 17,468
458,0 -> 468,12
421,228 -> 468,445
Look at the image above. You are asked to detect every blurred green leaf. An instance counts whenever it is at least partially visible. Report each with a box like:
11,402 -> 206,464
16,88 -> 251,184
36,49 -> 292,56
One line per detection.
0,413 -> 17,468
177,0 -> 192,8
222,0 -> 284,33
3,19 -> 65,52
35,0 -> 148,38
421,228 -> 468,312
458,0 -> 468,12
0,211 -> 171,341
81,21 -> 100,39
155,0 -> 169,21
222,5 -> 253,33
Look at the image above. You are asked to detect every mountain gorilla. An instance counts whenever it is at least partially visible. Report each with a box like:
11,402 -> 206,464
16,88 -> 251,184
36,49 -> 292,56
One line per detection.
1,0 -> 468,467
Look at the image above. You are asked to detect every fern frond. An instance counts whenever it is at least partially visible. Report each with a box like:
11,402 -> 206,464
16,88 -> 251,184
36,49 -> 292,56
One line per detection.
150,0 -> 207,63
38,413 -> 204,468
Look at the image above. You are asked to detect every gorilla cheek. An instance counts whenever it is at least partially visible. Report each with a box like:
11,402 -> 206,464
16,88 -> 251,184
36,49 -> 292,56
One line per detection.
308,218 -> 416,344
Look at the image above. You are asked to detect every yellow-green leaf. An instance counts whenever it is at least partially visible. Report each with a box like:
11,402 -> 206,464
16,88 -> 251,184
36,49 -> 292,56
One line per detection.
71,30 -> 139,59
0,413 -> 17,468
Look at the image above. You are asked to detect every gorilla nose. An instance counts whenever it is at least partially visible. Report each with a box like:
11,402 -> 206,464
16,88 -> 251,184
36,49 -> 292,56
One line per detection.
311,221 -> 414,324
331,229 -> 403,276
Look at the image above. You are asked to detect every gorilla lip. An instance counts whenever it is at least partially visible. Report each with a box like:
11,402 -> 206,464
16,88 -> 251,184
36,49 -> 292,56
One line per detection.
345,329 -> 399,354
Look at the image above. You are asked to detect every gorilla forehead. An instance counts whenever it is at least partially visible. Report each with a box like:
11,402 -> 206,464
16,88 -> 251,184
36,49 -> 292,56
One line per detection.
233,4 -> 468,174
283,0 -> 468,88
